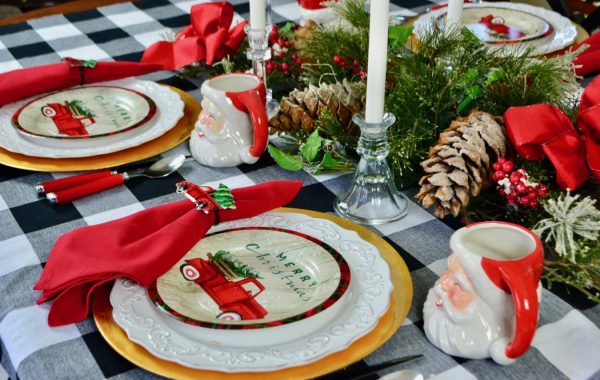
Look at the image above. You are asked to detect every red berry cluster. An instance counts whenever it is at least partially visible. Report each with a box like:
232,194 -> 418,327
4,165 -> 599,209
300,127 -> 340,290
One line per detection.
492,157 -> 549,209
266,25 -> 301,77
332,55 -> 366,80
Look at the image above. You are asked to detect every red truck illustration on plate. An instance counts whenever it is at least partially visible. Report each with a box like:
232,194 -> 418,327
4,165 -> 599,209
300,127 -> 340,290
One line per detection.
41,100 -> 95,136
180,256 -> 268,321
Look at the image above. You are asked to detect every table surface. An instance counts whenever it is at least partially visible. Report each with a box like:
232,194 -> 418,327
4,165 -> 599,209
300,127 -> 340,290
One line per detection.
0,1 -> 599,379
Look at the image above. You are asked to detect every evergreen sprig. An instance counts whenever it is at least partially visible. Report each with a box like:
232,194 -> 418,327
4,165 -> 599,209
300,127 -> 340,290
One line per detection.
299,0 -> 370,84
535,192 -> 600,303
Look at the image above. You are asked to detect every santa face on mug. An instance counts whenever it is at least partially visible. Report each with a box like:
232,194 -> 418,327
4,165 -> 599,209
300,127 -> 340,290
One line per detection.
190,73 -> 267,168
191,97 -> 254,167
423,254 -> 510,359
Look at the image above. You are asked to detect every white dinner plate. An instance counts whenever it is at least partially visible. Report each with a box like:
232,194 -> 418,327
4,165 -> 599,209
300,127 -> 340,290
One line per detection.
0,78 -> 184,158
110,211 -> 393,372
413,2 -> 577,55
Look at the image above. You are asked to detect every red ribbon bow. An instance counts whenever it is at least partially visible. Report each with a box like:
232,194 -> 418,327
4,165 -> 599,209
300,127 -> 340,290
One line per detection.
141,2 -> 247,69
503,76 -> 600,190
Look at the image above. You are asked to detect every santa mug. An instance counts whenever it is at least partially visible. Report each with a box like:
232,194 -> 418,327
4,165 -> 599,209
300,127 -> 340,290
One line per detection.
423,222 -> 543,365
190,73 -> 268,167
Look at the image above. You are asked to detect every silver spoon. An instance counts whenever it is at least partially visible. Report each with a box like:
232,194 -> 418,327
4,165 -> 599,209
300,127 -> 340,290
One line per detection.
121,154 -> 187,181
47,154 -> 187,204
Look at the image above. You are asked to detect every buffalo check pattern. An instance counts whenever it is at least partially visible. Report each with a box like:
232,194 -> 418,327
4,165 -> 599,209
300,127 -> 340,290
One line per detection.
0,0 -> 599,379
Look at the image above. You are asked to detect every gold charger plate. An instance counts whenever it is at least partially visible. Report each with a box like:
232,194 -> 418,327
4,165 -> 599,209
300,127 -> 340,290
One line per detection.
0,86 -> 199,172
92,208 -> 413,380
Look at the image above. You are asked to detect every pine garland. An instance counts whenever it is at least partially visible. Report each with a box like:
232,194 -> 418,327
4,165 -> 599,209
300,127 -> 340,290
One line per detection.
293,1 -> 580,188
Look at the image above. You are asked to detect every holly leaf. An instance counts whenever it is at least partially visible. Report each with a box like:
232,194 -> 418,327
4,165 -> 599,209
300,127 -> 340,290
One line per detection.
314,149 -> 356,173
280,22 -> 294,34
268,145 -> 303,171
485,68 -> 504,85
319,152 -> 340,168
301,130 -> 323,163
465,85 -> 482,98
463,68 -> 480,83
278,22 -> 295,39
388,25 -> 413,51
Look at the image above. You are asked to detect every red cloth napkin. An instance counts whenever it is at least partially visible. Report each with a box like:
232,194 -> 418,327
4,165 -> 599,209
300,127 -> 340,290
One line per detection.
0,61 -> 162,107
141,2 -> 247,69
573,32 -> 600,76
34,180 -> 302,326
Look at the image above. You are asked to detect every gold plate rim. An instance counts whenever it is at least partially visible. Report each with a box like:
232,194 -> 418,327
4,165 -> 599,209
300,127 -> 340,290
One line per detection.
0,85 -> 199,172
92,207 -> 413,380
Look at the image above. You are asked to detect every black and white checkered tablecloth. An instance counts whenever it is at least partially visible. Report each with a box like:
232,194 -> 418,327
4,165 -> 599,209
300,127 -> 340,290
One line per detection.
0,1 -> 599,379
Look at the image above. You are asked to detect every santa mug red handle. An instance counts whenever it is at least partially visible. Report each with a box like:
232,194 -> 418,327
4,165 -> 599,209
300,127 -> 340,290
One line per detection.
190,73 -> 268,167
451,222 -> 543,364
225,82 -> 268,159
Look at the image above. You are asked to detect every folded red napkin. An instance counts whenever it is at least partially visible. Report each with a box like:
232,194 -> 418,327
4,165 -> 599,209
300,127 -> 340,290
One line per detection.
34,180 -> 302,326
0,60 -> 162,107
573,32 -> 600,76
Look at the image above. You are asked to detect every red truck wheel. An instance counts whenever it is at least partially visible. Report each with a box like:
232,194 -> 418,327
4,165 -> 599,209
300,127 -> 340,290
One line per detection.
41,106 -> 56,117
180,264 -> 200,281
217,311 -> 242,321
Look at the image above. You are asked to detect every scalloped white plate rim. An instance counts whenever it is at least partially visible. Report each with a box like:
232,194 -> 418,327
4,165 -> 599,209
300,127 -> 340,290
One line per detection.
413,2 -> 577,55
0,78 -> 184,158
110,211 -> 393,372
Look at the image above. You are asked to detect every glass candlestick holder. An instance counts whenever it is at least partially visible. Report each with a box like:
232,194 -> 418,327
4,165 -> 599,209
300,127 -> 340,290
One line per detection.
334,112 -> 410,225
245,24 -> 279,118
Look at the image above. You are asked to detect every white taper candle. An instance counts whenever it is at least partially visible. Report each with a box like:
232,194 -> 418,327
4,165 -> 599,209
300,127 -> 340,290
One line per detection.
364,0 -> 390,124
446,0 -> 463,29
250,0 -> 266,30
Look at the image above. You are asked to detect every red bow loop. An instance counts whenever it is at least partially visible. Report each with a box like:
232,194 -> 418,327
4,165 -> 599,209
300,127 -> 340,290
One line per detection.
503,76 -> 600,190
577,102 -> 600,181
141,2 -> 247,69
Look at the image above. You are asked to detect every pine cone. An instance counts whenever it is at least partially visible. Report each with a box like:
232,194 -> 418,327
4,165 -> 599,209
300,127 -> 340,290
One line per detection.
416,110 -> 507,218
293,20 -> 318,52
269,79 -> 365,137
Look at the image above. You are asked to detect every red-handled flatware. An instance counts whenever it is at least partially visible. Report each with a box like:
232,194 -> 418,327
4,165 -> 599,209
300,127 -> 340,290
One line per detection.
47,174 -> 126,204
46,154 -> 187,204
36,170 -> 116,195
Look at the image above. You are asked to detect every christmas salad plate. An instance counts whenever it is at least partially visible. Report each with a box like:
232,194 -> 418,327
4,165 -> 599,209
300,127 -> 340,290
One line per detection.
148,226 -> 351,329
437,6 -> 553,44
0,78 -> 183,158
413,2 -> 577,55
12,86 -> 156,140
110,210 -> 394,372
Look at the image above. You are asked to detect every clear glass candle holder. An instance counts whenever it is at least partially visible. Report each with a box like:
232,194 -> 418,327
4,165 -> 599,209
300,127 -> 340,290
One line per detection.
245,24 -> 279,118
334,112 -> 409,225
